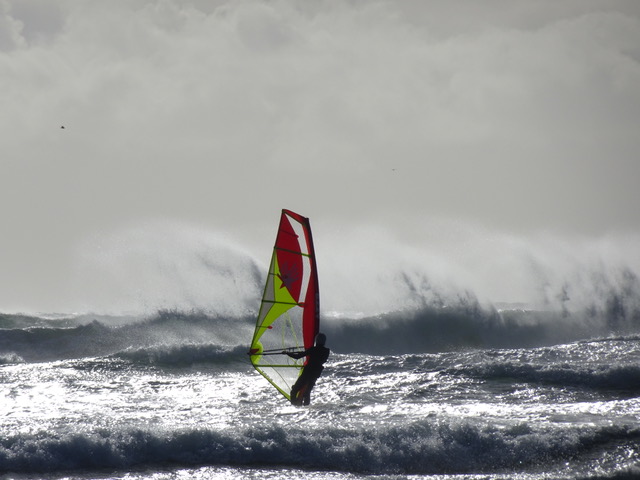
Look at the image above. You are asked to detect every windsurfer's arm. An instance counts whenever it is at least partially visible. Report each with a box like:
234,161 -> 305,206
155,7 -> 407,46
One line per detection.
283,349 -> 308,359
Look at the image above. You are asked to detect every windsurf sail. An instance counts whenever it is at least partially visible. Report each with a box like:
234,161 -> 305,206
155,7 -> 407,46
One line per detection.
249,209 -> 320,401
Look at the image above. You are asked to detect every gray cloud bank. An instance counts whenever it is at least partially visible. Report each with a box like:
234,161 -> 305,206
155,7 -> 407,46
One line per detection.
1,0 -> 639,313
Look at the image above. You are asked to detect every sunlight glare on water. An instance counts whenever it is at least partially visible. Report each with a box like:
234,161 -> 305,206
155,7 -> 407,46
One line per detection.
1,313 -> 639,479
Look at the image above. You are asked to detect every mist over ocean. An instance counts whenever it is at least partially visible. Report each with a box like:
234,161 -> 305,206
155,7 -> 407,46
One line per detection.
1,237 -> 640,479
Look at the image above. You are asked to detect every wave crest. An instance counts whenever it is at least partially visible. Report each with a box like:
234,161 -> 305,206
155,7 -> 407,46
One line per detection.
0,310 -> 254,363
324,301 -> 640,354
1,421 -> 638,475
115,343 -> 249,368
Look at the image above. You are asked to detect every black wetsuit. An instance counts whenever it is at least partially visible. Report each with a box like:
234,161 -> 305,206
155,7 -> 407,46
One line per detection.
286,345 -> 330,405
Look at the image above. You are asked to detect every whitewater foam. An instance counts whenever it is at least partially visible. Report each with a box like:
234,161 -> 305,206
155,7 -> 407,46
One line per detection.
2,420 -> 638,475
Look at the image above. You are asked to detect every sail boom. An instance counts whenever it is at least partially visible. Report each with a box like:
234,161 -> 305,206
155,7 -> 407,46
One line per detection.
260,347 -> 306,354
257,363 -> 303,367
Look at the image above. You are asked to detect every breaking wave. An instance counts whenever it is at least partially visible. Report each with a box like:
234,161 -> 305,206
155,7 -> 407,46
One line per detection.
1,420 -> 638,475
0,352 -> 24,365
2,260 -> 640,361
0,310 -> 254,363
2,301 -> 640,363
324,304 -> 640,355
114,343 -> 249,368
446,361 -> 640,395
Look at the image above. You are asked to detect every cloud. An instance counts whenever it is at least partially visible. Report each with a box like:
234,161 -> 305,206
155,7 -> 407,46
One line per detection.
0,0 -> 639,312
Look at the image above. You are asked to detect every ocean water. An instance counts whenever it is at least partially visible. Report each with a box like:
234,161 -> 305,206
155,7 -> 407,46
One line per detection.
1,307 -> 639,480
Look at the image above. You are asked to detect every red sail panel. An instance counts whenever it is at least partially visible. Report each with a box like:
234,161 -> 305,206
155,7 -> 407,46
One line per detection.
282,209 -> 319,349
274,214 -> 304,303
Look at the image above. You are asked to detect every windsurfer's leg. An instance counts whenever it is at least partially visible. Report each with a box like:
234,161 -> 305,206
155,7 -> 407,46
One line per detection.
290,374 -> 307,405
289,384 -> 299,404
290,386 -> 301,405
302,375 -> 319,405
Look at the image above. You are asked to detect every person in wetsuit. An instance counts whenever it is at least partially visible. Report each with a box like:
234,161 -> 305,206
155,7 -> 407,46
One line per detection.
283,333 -> 330,406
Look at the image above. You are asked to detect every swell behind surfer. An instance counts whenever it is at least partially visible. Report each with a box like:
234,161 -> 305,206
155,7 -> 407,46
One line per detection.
283,333 -> 330,406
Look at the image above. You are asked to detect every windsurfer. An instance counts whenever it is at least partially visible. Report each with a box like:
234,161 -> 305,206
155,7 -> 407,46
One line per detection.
283,333 -> 330,406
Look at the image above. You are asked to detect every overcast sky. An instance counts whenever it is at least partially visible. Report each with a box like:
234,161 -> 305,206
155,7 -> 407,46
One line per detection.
1,0 -> 639,314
